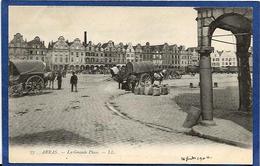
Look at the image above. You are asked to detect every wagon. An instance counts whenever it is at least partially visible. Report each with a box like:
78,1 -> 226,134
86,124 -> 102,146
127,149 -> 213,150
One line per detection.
123,61 -> 161,89
9,60 -> 47,96
164,69 -> 183,79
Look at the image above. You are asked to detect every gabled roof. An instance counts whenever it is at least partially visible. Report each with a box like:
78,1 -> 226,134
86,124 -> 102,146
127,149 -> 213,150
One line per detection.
101,43 -> 108,48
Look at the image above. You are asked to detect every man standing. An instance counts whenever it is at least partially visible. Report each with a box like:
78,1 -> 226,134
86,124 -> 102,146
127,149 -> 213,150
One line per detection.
57,71 -> 63,90
70,71 -> 78,92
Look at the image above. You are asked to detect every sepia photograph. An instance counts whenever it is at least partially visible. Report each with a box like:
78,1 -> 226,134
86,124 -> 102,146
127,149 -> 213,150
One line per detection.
5,3 -> 256,165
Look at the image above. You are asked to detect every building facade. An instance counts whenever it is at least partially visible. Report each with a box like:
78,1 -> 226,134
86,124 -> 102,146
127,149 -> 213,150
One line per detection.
9,33 -> 28,60
210,50 -> 237,68
9,32 -> 207,71
27,36 -> 47,62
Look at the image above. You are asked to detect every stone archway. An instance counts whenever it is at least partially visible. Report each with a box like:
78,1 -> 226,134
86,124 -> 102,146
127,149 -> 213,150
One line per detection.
196,8 -> 252,124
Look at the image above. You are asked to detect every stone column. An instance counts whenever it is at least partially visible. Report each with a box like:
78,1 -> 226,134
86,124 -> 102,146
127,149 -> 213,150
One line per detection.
198,48 -> 215,125
236,34 -> 252,112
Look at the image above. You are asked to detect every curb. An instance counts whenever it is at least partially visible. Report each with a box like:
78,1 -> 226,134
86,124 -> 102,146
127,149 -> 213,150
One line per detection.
190,124 -> 252,148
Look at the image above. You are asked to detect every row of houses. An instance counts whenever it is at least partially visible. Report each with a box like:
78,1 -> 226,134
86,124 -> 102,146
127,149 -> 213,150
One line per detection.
9,32 -> 250,72
8,32 -> 199,71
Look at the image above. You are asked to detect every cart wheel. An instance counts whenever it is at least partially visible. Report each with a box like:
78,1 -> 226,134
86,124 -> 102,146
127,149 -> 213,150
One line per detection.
25,75 -> 44,95
140,73 -> 152,87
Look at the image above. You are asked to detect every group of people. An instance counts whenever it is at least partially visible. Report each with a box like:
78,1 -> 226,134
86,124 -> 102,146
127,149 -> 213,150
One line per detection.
46,71 -> 78,92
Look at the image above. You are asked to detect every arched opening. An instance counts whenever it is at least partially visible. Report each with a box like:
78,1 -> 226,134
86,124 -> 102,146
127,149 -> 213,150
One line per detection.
70,65 -> 75,71
209,14 -> 252,112
80,65 -> 85,70
53,65 -> 58,71
196,8 -> 252,124
59,65 -> 63,70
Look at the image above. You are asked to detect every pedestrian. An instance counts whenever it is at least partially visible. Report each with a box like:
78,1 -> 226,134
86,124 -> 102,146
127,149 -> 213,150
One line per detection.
57,71 -> 62,90
70,71 -> 78,92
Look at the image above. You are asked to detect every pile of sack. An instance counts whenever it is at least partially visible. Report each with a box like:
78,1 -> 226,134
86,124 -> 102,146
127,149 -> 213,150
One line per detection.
134,84 -> 170,96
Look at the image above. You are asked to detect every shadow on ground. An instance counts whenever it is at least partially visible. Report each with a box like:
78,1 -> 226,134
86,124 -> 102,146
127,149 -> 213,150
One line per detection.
10,91 -> 53,98
9,129 -> 99,146
174,87 -> 252,132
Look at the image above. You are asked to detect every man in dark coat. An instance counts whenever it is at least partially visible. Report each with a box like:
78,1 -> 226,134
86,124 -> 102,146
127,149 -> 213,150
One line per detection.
57,71 -> 62,90
70,71 -> 78,92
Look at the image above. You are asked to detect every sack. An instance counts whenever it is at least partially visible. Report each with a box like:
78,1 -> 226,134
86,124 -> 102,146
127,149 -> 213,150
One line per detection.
144,86 -> 153,95
139,86 -> 145,95
161,84 -> 169,95
134,87 -> 140,95
153,87 -> 161,96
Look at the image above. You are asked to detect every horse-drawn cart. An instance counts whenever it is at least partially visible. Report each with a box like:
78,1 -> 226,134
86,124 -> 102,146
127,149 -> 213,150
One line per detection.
122,61 -> 160,89
9,60 -> 47,96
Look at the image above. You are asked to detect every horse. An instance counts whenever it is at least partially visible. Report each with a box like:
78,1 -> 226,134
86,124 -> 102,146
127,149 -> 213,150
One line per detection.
44,71 -> 56,89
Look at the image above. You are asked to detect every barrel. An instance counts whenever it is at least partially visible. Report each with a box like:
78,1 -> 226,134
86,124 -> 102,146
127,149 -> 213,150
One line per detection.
134,87 -> 140,95
140,86 -> 145,95
161,85 -> 168,95
153,87 -> 161,96
144,86 -> 153,95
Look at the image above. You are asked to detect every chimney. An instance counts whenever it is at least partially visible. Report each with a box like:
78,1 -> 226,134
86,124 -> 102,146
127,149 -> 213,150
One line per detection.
84,31 -> 87,45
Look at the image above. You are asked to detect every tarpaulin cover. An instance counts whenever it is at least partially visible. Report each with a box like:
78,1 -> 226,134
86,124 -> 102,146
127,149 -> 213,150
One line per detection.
126,61 -> 160,74
9,60 -> 46,76
110,66 -> 119,75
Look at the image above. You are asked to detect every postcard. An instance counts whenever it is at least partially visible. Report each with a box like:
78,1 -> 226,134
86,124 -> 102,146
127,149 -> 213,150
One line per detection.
3,1 -> 259,165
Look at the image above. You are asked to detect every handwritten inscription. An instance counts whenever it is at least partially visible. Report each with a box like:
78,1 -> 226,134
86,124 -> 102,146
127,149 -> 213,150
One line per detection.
181,155 -> 212,162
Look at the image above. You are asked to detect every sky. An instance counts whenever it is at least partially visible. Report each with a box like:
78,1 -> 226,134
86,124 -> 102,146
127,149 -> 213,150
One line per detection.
9,6 -> 236,51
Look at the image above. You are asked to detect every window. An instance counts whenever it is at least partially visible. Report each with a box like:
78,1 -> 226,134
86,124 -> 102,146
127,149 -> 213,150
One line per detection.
76,52 -> 79,56
41,51 -> 43,55
30,56 -> 33,60
66,58 -> 68,63
81,52 -> 83,56
55,57 -> 57,62
30,51 -> 33,54
71,57 -> 74,62
71,52 -> 74,55
60,57 -> 63,63
41,57 -> 44,61
36,57 -> 39,60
